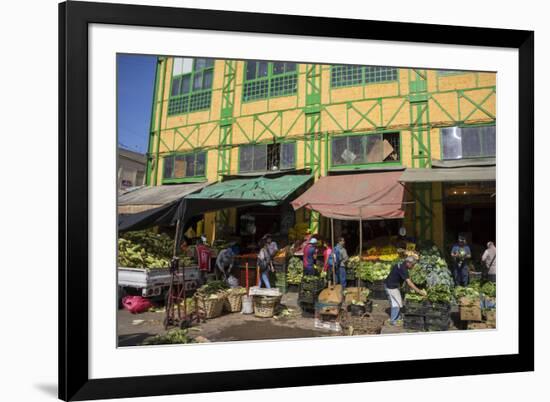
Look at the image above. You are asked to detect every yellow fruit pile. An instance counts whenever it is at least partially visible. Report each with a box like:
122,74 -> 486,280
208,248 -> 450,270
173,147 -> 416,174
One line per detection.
288,222 -> 309,241
362,245 -> 399,262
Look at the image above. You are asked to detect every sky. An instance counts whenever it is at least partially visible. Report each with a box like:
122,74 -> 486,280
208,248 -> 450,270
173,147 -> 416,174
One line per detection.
117,54 -> 157,154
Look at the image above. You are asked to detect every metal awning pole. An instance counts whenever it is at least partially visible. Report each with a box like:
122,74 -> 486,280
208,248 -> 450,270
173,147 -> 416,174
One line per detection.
173,219 -> 181,258
358,215 -> 363,289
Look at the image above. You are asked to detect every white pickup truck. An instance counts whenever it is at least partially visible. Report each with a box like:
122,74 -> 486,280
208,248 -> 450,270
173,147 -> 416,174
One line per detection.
118,265 -> 201,301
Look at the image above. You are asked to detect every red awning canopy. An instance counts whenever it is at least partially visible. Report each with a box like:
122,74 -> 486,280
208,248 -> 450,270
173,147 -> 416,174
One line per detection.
291,171 -> 405,220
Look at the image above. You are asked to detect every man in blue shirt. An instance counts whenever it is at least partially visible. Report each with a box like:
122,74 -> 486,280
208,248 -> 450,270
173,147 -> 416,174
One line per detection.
451,235 -> 472,286
384,256 -> 426,325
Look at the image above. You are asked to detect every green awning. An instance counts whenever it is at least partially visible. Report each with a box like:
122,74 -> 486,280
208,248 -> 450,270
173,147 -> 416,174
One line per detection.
186,174 -> 313,205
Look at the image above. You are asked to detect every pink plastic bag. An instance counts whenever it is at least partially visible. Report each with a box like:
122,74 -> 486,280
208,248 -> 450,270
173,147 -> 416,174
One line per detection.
122,296 -> 152,314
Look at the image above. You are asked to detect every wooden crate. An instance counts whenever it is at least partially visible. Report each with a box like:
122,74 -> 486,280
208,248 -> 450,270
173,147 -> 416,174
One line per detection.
467,322 -> 490,330
484,309 -> 496,327
460,305 -> 482,322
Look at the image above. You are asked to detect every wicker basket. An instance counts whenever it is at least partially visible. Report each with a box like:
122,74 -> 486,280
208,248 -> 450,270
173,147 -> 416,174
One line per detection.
224,292 -> 245,313
253,295 -> 281,318
196,293 -> 226,319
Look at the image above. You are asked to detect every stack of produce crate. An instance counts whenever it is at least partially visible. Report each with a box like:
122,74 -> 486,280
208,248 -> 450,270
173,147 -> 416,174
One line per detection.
298,276 -> 325,312
367,280 -> 387,300
402,300 -> 426,331
424,302 -> 451,331
274,271 -> 288,294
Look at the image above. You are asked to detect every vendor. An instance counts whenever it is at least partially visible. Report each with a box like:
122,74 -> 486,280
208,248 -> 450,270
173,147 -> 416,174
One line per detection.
451,235 -> 472,286
481,241 -> 496,283
196,235 -> 212,284
262,233 -> 278,257
334,236 -> 349,288
215,244 -> 235,280
384,256 -> 427,326
303,237 -> 318,275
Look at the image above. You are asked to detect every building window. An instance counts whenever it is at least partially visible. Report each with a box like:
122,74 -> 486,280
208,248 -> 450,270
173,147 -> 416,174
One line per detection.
239,142 -> 296,173
331,133 -> 400,167
168,58 -> 214,115
441,126 -> 496,160
331,65 -> 398,88
437,70 -> 467,76
243,61 -> 298,102
163,151 -> 206,179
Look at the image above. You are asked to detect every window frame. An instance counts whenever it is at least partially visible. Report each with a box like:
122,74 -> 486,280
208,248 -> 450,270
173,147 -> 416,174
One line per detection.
161,150 -> 208,183
242,61 -> 299,103
330,65 -> 399,89
329,131 -> 402,170
440,124 -> 496,160
167,58 -> 215,116
238,141 -> 297,173
437,70 -> 469,76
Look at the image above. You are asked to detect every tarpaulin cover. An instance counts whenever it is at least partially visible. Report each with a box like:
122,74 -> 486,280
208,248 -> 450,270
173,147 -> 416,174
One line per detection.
186,174 -> 312,204
291,171 -> 405,220
399,166 -> 495,183
119,175 -> 312,232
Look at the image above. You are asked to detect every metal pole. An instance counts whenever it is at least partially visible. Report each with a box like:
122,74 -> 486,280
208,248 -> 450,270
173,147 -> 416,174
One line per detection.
358,217 -> 363,289
173,219 -> 181,258
331,218 -> 336,285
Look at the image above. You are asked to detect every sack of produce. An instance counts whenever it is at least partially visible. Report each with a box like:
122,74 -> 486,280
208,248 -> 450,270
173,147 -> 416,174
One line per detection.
122,296 -> 152,314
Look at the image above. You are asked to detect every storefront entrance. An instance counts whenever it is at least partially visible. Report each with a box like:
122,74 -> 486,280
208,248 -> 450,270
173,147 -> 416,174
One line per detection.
443,181 -> 496,258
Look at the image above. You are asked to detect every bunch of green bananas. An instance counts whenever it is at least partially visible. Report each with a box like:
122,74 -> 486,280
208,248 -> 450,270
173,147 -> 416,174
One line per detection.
286,257 -> 303,284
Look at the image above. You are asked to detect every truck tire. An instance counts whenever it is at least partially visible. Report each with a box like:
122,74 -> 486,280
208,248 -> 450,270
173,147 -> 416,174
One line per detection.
118,286 -> 127,309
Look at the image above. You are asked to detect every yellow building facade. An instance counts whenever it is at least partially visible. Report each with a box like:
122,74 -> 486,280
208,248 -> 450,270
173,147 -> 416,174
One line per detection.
145,57 -> 496,249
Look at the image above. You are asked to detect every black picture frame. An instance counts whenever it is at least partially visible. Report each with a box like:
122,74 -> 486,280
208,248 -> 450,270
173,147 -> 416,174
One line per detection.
59,1 -> 534,400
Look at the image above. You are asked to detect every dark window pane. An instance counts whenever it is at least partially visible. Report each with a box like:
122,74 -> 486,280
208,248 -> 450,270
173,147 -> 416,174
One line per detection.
204,59 -> 214,68
171,77 -> 181,96
285,63 -> 296,72
280,143 -> 295,169
195,152 -> 206,176
193,72 -> 203,90
332,137 -> 348,165
163,156 -> 174,178
253,145 -> 267,171
202,70 -> 213,90
273,62 -> 285,75
185,154 -> 195,177
461,127 -> 483,158
383,132 -> 401,161
366,134 -> 383,163
347,136 -> 365,164
246,62 -> 257,80
479,126 -> 496,157
258,62 -> 268,78
194,58 -> 206,70
239,145 -> 254,172
441,127 -> 462,159
181,76 -> 190,94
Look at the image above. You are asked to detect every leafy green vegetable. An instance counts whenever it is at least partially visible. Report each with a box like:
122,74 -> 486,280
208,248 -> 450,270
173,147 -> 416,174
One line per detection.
197,280 -> 229,296
426,284 -> 452,304
404,293 -> 426,302
480,282 -> 496,298
142,329 -> 194,345
356,261 -> 392,282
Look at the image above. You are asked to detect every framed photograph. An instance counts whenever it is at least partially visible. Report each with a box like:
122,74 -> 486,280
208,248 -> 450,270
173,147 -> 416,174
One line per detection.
59,1 -> 534,400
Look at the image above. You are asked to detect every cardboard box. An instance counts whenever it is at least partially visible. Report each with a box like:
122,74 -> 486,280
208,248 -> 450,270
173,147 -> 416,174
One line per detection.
460,305 -> 482,321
